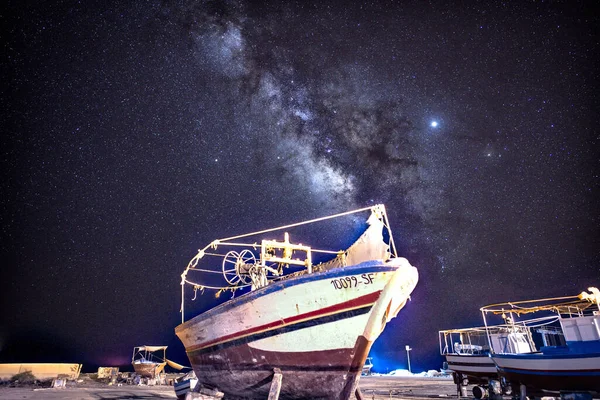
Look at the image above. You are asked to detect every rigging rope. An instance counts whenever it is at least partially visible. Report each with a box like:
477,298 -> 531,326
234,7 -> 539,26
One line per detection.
180,204 -> 386,322
217,205 -> 381,242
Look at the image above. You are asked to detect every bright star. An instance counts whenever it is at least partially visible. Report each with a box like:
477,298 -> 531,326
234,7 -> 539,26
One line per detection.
430,121 -> 438,127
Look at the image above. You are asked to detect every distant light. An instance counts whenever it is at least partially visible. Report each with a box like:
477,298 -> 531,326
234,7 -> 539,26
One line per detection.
430,121 -> 438,127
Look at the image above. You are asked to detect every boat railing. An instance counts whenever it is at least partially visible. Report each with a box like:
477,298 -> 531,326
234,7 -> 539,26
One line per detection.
454,343 -> 484,353
179,204 -> 398,323
480,287 -> 599,354
536,325 -> 566,347
439,315 -> 564,356
439,327 -> 490,356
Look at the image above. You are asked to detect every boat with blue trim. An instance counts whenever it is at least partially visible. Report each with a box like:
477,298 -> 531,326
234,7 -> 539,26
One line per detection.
439,326 -> 505,385
481,288 -> 600,397
174,205 -> 419,399
439,319 -> 545,398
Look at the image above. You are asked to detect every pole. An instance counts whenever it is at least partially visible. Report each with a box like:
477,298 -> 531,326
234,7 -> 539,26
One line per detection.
405,345 -> 412,373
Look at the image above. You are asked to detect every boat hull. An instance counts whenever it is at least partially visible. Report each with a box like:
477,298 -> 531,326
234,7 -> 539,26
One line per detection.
175,259 -> 418,399
174,378 -> 198,399
492,353 -> 600,393
444,354 -> 497,383
132,362 -> 166,378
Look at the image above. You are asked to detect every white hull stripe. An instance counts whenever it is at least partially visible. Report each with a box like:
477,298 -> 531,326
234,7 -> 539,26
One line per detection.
188,303 -> 374,355
449,365 -> 497,374
493,355 -> 600,371
446,355 -> 494,365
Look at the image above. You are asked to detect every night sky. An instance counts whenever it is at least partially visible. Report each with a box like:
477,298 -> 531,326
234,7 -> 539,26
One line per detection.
1,0 -> 598,373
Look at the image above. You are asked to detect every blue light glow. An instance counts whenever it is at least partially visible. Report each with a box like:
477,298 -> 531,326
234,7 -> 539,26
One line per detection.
430,121 -> 438,128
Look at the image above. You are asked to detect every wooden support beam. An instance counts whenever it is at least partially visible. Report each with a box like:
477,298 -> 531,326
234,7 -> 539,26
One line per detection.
267,368 -> 283,400
355,387 -> 365,400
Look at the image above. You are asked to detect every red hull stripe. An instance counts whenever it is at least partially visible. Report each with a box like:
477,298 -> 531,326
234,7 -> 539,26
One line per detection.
186,290 -> 382,352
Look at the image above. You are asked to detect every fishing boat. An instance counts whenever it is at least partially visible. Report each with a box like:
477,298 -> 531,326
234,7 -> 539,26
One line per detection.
174,371 -> 200,399
439,326 -> 499,385
131,346 -> 188,378
132,346 -> 168,378
362,357 -> 374,376
481,287 -> 600,397
175,205 -> 419,399
439,321 -> 543,398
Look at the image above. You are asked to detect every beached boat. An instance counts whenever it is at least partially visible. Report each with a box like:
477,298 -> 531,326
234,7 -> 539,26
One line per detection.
481,288 -> 600,397
439,327 -> 499,385
132,346 -> 168,378
132,346 -> 187,378
439,310 -> 576,399
439,322 -> 542,398
361,357 -> 374,376
175,205 -> 419,399
174,370 -> 200,399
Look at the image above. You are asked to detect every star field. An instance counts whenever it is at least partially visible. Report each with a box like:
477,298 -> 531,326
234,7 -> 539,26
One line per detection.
1,0 -> 598,371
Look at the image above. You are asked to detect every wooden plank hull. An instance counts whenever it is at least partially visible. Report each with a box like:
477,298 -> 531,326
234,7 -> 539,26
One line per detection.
187,336 -> 371,399
132,361 -> 166,378
175,259 -> 418,399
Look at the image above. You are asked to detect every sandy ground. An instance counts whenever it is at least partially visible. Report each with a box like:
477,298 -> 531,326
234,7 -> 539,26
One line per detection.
0,385 -> 178,399
0,376 -> 459,400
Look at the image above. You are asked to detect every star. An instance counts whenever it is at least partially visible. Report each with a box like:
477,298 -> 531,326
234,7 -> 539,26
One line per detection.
1,0 -> 595,377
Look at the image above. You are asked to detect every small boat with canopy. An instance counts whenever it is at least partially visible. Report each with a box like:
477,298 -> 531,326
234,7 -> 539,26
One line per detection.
131,345 -> 187,378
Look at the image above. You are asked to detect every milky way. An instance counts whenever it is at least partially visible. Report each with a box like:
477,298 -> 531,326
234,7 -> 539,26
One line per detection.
1,0 -> 597,371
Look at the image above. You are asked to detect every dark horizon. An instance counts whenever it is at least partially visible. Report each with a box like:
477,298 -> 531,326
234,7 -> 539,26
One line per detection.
1,0 -> 597,375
